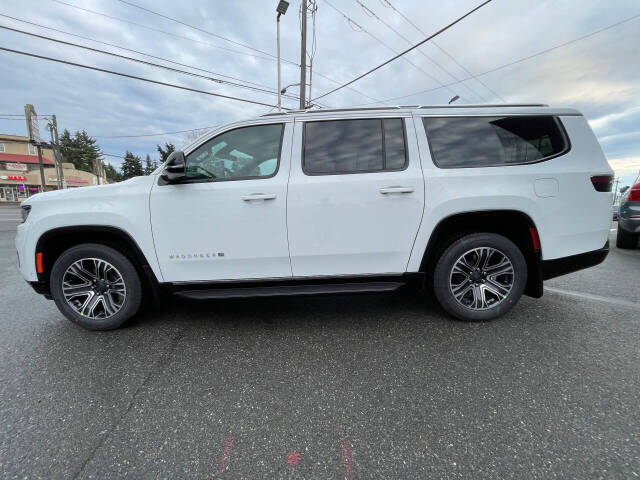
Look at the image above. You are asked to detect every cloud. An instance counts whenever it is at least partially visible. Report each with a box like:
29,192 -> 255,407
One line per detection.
0,0 -> 639,171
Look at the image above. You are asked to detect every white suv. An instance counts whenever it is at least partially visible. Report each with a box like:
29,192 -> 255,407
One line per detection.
16,105 -> 613,330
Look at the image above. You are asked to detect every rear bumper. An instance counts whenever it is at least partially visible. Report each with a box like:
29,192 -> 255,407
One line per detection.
618,216 -> 640,234
541,241 -> 609,280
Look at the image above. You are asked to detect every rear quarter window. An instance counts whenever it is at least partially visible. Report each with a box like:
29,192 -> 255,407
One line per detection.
422,115 -> 569,168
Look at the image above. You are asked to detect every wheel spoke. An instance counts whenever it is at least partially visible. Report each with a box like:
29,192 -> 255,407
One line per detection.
485,258 -> 513,276
62,283 -> 92,298
484,278 -> 510,298
452,282 -> 473,300
66,264 -> 94,283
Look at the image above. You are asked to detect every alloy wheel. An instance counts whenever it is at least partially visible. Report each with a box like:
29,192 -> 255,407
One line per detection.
61,258 -> 126,319
449,247 -> 514,310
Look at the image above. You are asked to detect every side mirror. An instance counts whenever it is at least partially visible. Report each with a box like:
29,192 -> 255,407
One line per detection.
160,151 -> 186,183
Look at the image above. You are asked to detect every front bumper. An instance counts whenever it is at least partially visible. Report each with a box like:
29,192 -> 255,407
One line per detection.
541,241 -> 609,280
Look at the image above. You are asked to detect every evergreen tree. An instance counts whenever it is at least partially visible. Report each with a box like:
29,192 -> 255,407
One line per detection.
143,154 -> 158,175
58,129 -> 102,174
120,151 -> 144,179
103,162 -> 122,183
157,142 -> 176,163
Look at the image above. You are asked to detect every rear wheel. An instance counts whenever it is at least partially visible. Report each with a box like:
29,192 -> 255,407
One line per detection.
616,226 -> 637,249
433,233 -> 527,321
50,244 -> 142,330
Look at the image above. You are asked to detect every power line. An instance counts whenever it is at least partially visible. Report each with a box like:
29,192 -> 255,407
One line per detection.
355,0 -> 487,102
0,24 -> 303,103
50,0 -> 288,65
115,0 -> 286,63
312,0 -> 493,101
95,125 -> 220,139
0,13 -> 275,91
0,46 -> 278,108
350,10 -> 640,106
378,0 -> 504,101
323,0 -> 466,102
48,0 -> 366,103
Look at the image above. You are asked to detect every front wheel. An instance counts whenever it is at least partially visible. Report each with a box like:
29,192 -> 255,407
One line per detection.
433,233 -> 527,322
50,244 -> 142,330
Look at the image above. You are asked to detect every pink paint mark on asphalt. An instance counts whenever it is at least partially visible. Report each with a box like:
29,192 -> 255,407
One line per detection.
340,437 -> 353,480
287,451 -> 301,467
217,436 -> 234,476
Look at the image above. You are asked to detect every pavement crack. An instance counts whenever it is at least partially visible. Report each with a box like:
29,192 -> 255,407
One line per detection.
72,327 -> 185,479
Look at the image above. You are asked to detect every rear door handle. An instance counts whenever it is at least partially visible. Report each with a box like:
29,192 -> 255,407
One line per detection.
379,186 -> 414,195
241,193 -> 277,201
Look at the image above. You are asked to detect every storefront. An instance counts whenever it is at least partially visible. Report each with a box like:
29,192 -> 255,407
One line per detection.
0,134 -> 108,202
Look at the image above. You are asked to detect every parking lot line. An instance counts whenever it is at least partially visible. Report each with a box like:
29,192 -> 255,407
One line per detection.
545,286 -> 640,310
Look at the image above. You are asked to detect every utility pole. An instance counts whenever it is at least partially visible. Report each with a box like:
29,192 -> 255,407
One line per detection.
277,12 -> 282,111
612,177 -> 620,205
276,1 -> 289,112
299,0 -> 307,109
24,104 -> 46,193
47,115 -> 65,189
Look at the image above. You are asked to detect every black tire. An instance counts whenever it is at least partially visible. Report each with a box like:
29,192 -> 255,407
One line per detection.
433,233 -> 527,322
616,226 -> 637,249
50,244 -> 142,330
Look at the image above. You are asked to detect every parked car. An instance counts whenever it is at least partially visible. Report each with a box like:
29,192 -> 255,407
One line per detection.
617,177 -> 640,248
16,105 -> 613,330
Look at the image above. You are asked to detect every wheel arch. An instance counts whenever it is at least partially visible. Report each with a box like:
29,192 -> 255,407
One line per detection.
34,225 -> 160,300
419,209 -> 543,298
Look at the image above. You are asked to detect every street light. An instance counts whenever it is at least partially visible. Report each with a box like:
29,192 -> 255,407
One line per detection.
276,1 -> 290,112
448,95 -> 460,104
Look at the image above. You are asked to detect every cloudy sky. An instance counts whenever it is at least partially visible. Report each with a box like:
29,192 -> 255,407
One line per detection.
1,0 -> 639,189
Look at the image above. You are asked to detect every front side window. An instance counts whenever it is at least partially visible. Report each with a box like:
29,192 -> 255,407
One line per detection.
186,123 -> 284,181
303,118 -> 407,175
423,115 -> 568,168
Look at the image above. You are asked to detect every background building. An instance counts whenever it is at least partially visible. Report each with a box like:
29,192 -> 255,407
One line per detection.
0,134 -> 107,202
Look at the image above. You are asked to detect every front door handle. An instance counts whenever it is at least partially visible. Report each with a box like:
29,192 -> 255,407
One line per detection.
241,193 -> 277,201
379,186 -> 414,195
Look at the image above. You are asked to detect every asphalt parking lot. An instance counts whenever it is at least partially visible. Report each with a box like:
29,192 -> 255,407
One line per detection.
1,205 -> 639,479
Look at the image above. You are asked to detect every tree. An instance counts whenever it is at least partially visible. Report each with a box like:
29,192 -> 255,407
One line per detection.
157,142 -> 175,163
103,162 -> 122,183
120,151 -> 144,180
143,154 -> 158,175
59,129 -> 103,174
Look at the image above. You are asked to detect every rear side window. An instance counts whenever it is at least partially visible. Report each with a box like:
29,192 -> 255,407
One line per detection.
303,118 -> 407,175
423,116 -> 568,168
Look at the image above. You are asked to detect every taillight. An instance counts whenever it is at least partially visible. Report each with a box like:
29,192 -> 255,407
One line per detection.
629,184 -> 640,202
590,175 -> 613,192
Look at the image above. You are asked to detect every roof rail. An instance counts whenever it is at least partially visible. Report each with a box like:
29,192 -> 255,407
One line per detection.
261,104 -> 549,116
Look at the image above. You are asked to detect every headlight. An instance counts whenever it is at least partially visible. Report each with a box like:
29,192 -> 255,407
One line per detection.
21,205 -> 31,223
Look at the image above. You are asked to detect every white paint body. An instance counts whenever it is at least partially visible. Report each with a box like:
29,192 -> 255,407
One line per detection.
16,106 -> 613,285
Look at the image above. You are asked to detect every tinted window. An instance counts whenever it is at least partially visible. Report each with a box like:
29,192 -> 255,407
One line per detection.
423,116 -> 568,168
303,118 -> 407,174
186,124 -> 283,181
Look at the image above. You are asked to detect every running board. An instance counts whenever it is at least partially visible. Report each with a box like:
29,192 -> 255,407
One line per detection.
174,281 -> 404,300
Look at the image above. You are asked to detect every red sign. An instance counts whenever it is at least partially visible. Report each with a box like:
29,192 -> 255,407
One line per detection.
8,175 -> 27,181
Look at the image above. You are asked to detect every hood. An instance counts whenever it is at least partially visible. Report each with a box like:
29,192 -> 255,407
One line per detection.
22,176 -> 153,206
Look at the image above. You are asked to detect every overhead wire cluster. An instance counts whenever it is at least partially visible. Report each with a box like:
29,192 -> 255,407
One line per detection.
0,0 -> 637,140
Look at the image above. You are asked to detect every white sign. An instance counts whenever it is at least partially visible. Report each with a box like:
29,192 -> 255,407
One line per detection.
6,163 -> 28,172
